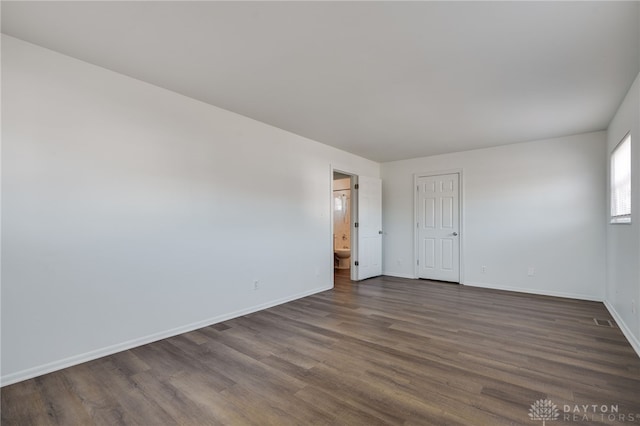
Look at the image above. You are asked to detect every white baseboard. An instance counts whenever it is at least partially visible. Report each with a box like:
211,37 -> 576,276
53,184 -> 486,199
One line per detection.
604,300 -> 640,358
382,271 -> 416,279
1,284 -> 332,387
463,281 -> 603,302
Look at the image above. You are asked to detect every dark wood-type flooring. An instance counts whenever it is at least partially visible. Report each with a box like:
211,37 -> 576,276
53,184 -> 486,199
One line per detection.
2,270 -> 640,425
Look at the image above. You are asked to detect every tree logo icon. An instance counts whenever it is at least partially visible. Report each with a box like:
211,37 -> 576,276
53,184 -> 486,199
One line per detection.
529,399 -> 560,425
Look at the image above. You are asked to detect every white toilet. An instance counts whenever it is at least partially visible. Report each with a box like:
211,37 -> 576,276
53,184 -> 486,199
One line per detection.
334,248 -> 351,269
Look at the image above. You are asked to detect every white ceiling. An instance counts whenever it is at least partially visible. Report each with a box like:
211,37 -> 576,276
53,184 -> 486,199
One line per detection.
2,1 -> 639,162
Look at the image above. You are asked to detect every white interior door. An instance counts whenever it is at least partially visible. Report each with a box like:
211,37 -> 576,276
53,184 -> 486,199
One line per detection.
356,176 -> 382,280
417,173 -> 460,282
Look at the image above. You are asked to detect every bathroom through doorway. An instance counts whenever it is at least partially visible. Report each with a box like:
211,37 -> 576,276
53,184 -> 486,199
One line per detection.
332,169 -> 357,282
331,167 -> 383,284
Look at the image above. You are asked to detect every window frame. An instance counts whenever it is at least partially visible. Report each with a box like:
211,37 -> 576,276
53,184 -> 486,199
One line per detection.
610,132 -> 632,224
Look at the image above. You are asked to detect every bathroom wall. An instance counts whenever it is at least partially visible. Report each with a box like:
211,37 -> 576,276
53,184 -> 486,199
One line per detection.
333,177 -> 350,191
333,190 -> 350,248
333,177 -> 351,249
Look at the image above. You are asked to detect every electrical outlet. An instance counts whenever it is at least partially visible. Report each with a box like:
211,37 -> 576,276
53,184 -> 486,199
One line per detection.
481,266 -> 486,273
253,280 -> 259,291
527,267 -> 535,277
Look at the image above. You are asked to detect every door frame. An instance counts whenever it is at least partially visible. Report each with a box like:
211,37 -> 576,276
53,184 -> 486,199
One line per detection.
330,165 -> 359,283
413,169 -> 465,283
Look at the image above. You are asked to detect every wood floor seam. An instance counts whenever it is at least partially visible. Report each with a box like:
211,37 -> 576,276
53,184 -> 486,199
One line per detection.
2,272 -> 639,425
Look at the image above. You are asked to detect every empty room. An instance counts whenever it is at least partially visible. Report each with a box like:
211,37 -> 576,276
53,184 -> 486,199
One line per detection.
2,1 -> 640,425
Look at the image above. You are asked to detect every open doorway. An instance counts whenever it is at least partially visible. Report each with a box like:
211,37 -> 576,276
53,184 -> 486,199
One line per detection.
332,171 -> 356,283
331,167 -> 383,285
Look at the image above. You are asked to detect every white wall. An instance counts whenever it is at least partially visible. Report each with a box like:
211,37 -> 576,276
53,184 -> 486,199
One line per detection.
605,72 -> 640,355
0,36 -> 379,385
381,132 -> 607,301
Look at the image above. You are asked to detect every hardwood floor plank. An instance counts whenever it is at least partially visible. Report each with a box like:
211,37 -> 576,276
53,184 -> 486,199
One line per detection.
294,385 -> 389,426
3,273 -> 640,425
1,379 -> 55,426
166,372 -> 249,425
62,362 -> 130,426
129,371 -> 219,426
88,359 -> 178,426
34,371 -> 94,426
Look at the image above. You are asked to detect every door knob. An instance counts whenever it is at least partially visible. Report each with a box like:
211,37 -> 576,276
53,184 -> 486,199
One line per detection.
378,230 -> 383,234
452,232 -> 458,236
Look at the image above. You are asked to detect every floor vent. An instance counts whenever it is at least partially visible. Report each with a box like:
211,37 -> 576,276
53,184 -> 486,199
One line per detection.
594,318 -> 614,327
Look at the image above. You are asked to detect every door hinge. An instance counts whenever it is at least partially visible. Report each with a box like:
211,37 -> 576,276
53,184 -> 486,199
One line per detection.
417,222 -> 419,228
417,185 -> 419,192
354,184 -> 359,190
355,222 -> 359,228
417,259 -> 419,266
355,261 -> 359,266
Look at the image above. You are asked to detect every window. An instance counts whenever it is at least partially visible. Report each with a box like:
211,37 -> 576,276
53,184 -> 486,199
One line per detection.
611,133 -> 631,223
